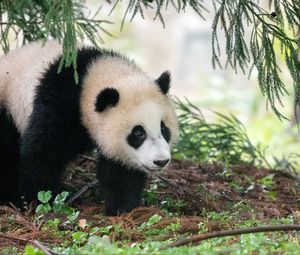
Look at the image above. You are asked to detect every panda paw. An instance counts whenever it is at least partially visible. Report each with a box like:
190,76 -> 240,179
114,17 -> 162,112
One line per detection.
104,199 -> 140,216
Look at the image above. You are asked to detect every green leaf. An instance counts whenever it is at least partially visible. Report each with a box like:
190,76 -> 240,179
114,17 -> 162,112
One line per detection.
35,204 -> 44,214
37,190 -> 52,203
140,214 -> 162,229
146,214 -> 162,226
24,245 -> 44,255
67,210 -> 80,223
54,191 -> 69,205
72,231 -> 89,244
89,227 -> 101,236
98,225 -> 113,235
35,203 -> 51,214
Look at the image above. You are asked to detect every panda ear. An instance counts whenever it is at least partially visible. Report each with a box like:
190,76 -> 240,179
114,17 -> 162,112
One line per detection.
156,71 -> 171,95
95,88 -> 119,112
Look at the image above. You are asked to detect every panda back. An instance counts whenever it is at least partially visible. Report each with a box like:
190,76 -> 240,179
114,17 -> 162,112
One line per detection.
0,41 -> 61,134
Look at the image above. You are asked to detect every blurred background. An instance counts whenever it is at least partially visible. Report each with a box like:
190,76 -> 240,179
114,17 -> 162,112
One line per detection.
93,1 -> 299,165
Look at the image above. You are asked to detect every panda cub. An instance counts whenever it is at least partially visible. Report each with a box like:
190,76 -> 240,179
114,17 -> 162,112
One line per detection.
0,41 -> 178,215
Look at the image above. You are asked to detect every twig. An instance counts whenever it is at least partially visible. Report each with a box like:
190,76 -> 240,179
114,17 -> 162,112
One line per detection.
66,154 -> 99,204
0,232 -> 29,245
0,205 -> 17,214
164,224 -> 300,248
0,233 -> 60,254
79,154 -> 98,162
32,240 -> 57,255
66,179 -> 99,205
0,205 -> 38,231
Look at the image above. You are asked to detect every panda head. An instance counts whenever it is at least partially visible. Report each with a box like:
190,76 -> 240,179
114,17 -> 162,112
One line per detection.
81,58 -> 178,173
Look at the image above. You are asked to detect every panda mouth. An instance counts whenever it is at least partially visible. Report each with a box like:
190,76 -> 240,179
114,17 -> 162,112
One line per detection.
142,164 -> 163,172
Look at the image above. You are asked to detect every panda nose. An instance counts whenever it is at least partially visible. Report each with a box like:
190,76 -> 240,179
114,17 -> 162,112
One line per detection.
153,159 -> 169,168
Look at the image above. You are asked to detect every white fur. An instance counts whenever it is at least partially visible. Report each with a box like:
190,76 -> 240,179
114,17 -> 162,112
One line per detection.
80,58 -> 178,171
0,41 -> 61,133
0,41 -> 178,172
125,100 -> 172,172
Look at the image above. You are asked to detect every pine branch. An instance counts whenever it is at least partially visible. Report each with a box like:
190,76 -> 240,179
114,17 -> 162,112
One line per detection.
110,0 -> 208,29
0,0 -> 112,74
212,0 -> 300,120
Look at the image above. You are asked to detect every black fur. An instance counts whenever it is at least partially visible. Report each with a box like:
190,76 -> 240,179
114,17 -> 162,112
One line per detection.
18,48 -> 101,201
161,121 -> 171,142
127,125 -> 147,149
95,88 -> 119,112
156,71 -> 171,94
0,108 -> 20,203
97,155 -> 147,216
0,47 -> 150,215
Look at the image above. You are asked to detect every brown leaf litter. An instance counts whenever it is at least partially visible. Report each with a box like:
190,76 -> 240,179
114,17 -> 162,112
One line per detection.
0,157 -> 299,251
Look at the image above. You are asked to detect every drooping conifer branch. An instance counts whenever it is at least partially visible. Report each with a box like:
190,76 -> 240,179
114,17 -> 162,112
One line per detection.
0,0 -> 112,80
212,0 -> 300,120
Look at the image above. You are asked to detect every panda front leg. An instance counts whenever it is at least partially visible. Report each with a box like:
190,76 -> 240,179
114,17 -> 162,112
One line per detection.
97,156 -> 147,216
0,107 -> 21,203
18,126 -> 69,202
18,147 -> 65,202
18,108 -> 88,203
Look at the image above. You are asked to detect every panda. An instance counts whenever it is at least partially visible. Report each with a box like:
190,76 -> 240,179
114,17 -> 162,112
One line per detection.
0,41 -> 178,215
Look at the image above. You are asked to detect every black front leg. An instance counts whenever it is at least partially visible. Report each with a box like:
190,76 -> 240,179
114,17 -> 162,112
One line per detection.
19,126 -> 70,202
18,104 -> 90,202
97,156 -> 147,216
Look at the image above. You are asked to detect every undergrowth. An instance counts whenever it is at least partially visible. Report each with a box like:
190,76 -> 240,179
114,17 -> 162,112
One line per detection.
173,97 -> 300,173
19,191 -> 299,255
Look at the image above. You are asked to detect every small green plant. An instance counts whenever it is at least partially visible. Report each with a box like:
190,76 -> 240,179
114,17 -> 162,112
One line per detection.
160,196 -> 187,215
258,174 -> 275,188
35,191 -> 52,214
43,218 -> 61,230
24,245 -> 44,255
163,220 -> 181,233
139,215 -> 181,237
72,231 -> 89,245
139,214 -> 162,230
97,225 -> 114,236
1,247 -> 19,255
143,183 -> 159,204
35,190 -> 79,224
89,227 -> 101,236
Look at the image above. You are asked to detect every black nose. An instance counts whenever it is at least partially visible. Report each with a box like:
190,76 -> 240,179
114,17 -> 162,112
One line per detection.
153,159 -> 169,168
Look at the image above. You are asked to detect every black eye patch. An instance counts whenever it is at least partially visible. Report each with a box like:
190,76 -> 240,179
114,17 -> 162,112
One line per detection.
127,125 -> 147,149
161,121 -> 171,142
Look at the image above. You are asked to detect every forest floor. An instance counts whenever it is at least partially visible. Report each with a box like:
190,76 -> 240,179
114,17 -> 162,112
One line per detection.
0,156 -> 300,254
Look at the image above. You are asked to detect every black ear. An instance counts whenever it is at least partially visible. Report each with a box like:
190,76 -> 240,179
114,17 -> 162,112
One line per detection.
156,71 -> 171,95
95,88 -> 119,112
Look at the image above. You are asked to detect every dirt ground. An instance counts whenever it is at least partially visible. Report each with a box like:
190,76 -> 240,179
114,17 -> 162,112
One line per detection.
0,156 -> 299,250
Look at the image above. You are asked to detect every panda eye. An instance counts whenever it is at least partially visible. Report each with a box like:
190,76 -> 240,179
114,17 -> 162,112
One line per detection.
161,121 -> 167,134
161,121 -> 166,133
133,125 -> 146,139
127,125 -> 146,149
161,121 -> 171,142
